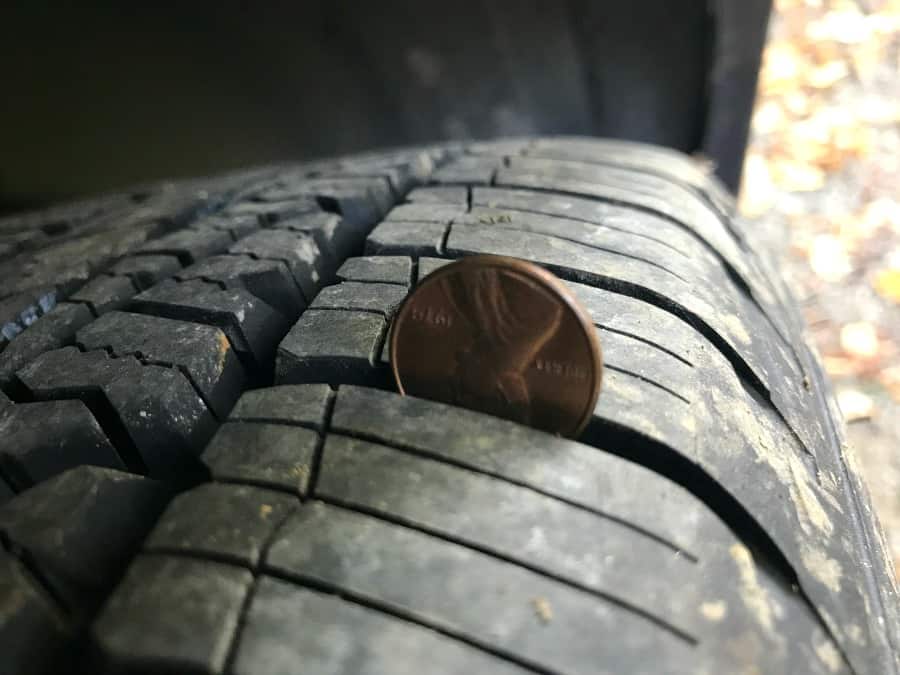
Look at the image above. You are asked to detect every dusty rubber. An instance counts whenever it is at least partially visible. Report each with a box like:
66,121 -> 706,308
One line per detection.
0,139 -> 896,674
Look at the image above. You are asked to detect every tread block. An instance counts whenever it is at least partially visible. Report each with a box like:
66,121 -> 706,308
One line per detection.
256,177 -> 392,224
178,254 -> 305,319
0,550 -> 69,675
135,227 -> 233,265
496,157 -> 749,282
77,311 -> 246,419
458,205 -> 701,272
337,256 -> 411,286
593,370 -> 695,453
0,302 -> 94,388
276,310 -> 386,386
191,214 -> 261,240
329,386 -> 700,553
317,434 -> 696,631
130,279 -> 289,369
405,185 -> 468,204
264,503 -> 691,671
145,483 -> 295,567
229,230 -> 327,301
326,152 -> 433,194
9,225 -> 159,298
0,467 -> 172,614
229,384 -> 332,428
431,156 -> 501,184
0,400 -> 123,491
600,334 -> 693,403
108,254 -> 181,290
526,137 -> 734,214
92,555 -> 252,675
310,281 -> 406,317
270,212 -> 364,262
68,274 -> 138,315
365,221 -> 446,256
417,256 -> 453,279
384,203 -> 465,223
202,422 -> 319,495
447,222 -> 685,289
224,198 -> 319,224
563,281 -> 699,366
298,177 -> 394,216
232,578 -> 527,675
16,347 -> 216,478
471,187 -> 709,261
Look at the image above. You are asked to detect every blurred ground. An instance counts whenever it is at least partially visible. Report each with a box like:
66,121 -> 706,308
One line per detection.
741,0 -> 900,573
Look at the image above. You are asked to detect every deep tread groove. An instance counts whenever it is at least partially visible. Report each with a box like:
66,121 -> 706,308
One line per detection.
491,182 -> 801,365
433,248 -> 816,463
577,415 -> 849,659
6,376 -> 147,475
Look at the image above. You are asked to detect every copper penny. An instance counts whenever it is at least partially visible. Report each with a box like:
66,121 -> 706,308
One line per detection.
390,255 -> 603,437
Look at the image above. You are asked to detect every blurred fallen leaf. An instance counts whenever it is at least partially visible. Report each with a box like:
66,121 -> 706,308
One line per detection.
760,42 -> 807,96
784,91 -> 813,117
823,355 -> 858,377
809,234 -> 853,281
840,321 -> 880,359
806,8 -> 870,44
874,269 -> 900,303
808,60 -> 849,89
753,100 -> 788,134
856,97 -> 900,125
837,388 -> 875,422
771,158 -> 826,191
850,39 -> 885,82
739,154 -> 777,216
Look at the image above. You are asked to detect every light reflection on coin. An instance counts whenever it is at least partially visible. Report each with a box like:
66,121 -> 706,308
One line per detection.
390,255 -> 603,437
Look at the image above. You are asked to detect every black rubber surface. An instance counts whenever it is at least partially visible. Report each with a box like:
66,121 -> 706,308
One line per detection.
0,138 -> 896,675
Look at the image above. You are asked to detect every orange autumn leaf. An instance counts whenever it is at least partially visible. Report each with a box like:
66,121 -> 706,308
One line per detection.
874,269 -> 900,303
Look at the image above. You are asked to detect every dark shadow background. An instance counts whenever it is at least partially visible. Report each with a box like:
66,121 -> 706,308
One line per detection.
0,1 -> 770,212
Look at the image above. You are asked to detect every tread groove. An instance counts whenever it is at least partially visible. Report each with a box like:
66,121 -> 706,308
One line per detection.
467,202 -> 690,259
605,364 -> 692,404
8,375 -> 148,475
597,324 -> 694,367
306,389 -> 337,499
426,249 -> 817,463
486,182 -> 802,366
458,222 -> 692,284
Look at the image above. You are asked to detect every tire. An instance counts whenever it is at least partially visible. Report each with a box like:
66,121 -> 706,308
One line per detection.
0,138 -> 896,675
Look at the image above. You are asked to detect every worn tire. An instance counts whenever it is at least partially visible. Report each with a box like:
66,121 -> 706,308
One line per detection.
0,138 -> 897,675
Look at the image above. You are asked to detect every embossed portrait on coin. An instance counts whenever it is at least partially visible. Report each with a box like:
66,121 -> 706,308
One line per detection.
440,268 -> 563,425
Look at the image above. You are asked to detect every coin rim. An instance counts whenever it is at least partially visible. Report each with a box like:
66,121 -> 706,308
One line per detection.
390,254 -> 603,437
